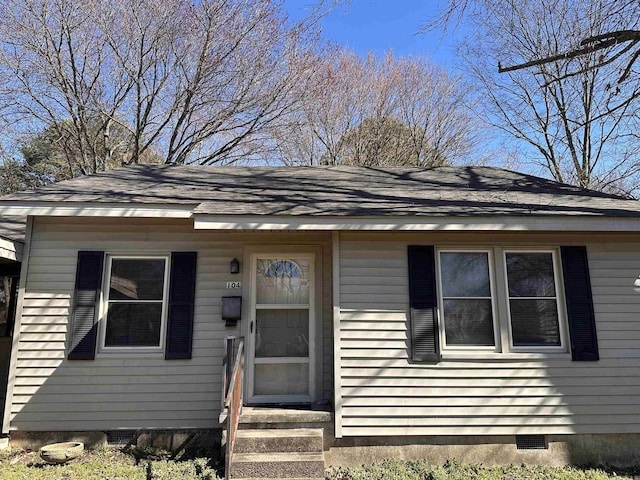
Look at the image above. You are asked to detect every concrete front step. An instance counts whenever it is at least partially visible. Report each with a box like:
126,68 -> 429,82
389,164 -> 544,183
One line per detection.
238,407 -> 332,427
229,452 -> 325,479
234,428 -> 323,454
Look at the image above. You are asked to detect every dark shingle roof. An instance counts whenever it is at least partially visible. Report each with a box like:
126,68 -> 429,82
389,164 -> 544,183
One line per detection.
1,164 -> 640,218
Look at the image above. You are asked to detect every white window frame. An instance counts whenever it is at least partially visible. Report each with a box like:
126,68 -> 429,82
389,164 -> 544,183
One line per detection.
434,246 -> 569,355
436,248 -> 500,352
503,248 -> 567,353
98,254 -> 170,354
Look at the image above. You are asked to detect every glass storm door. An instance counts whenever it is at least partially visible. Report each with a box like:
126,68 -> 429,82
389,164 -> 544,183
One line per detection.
248,255 -> 314,403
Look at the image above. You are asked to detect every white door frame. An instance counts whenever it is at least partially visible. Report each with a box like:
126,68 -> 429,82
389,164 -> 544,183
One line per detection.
245,251 -> 317,404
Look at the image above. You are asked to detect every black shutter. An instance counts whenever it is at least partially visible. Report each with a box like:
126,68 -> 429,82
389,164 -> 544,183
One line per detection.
68,251 -> 104,360
560,246 -> 599,361
407,246 -> 440,362
165,252 -> 197,359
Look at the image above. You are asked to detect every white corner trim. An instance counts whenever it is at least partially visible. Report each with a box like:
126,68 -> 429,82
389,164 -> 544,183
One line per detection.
2,216 -> 32,434
0,202 -> 195,218
193,214 -> 640,232
332,231 -> 342,438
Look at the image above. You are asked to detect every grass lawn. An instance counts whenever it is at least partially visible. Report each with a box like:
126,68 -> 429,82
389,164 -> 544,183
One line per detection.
0,445 -> 222,480
1,449 -> 638,480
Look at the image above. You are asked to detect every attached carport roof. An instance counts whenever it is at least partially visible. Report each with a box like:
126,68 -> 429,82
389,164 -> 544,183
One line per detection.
0,215 -> 26,244
0,215 -> 25,262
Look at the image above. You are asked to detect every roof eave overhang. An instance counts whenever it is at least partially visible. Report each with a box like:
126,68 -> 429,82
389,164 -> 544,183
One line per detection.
0,202 -> 196,218
193,214 -> 640,232
1,202 -> 640,232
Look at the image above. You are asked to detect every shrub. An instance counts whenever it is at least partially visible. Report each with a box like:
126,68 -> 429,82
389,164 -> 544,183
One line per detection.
326,459 -> 444,480
326,459 -> 620,480
149,458 -> 218,480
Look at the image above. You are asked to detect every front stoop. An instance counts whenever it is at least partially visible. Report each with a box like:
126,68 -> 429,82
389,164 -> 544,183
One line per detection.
238,408 -> 332,427
234,428 -> 324,454
227,408 -> 330,479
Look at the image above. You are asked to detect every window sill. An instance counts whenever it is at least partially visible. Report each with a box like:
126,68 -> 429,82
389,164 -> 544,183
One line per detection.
440,351 -> 571,361
96,351 -> 165,359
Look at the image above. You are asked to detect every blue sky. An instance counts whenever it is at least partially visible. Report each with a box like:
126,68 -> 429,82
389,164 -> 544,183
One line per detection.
283,0 -> 460,67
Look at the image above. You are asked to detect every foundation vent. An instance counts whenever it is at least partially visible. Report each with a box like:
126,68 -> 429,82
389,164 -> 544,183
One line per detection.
106,430 -> 138,446
516,434 -> 547,450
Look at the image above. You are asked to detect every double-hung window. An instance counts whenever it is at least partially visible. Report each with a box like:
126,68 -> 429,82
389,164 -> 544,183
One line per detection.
101,255 -> 169,352
437,248 -> 565,353
438,251 -> 497,349
505,251 -> 562,348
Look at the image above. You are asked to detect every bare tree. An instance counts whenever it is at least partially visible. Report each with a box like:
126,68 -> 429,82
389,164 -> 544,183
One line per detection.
496,1 -> 640,120
491,2 -> 640,83
0,0 -> 327,176
273,49 -> 480,166
427,0 -> 640,196
0,0 -> 110,176
395,54 -> 479,167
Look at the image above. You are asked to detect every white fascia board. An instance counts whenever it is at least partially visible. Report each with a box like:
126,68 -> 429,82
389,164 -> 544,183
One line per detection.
0,202 -> 195,218
193,214 -> 640,232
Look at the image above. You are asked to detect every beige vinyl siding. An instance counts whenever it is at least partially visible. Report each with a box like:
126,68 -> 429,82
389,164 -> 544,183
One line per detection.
10,217 -> 332,432
338,232 -> 640,437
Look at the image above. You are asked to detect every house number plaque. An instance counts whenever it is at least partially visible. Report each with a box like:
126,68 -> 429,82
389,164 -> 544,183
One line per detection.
226,281 -> 241,289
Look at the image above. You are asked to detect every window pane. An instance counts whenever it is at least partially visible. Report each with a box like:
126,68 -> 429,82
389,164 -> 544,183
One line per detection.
443,299 -> 494,346
506,253 -> 556,297
105,303 -> 162,347
255,309 -> 309,358
254,363 -> 308,396
510,299 -> 561,346
441,252 -> 491,297
109,259 -> 166,301
256,258 -> 310,305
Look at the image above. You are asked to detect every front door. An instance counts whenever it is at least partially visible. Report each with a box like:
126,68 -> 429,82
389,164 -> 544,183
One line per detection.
247,254 -> 315,404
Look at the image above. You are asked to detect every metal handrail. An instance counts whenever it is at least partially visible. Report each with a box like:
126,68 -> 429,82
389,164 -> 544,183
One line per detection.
223,337 -> 244,480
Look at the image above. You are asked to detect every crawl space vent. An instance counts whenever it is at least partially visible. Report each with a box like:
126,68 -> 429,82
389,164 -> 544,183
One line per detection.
106,430 -> 137,446
516,434 -> 547,450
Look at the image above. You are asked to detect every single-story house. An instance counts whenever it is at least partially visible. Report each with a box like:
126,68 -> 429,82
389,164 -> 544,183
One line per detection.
0,165 -> 640,473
